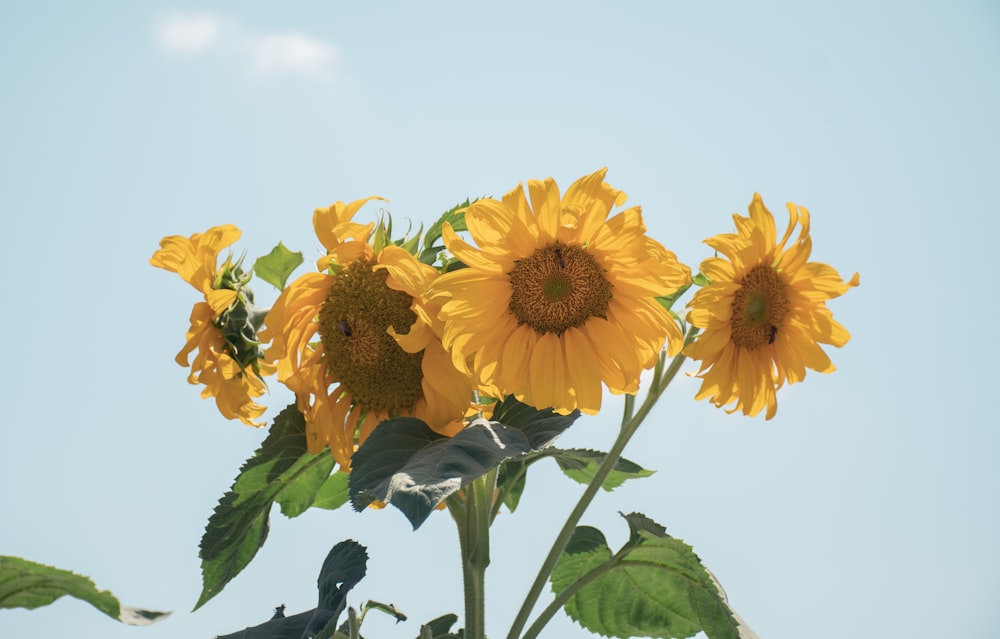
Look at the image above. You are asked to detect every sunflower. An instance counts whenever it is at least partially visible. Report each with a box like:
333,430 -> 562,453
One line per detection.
262,197 -> 472,468
685,193 -> 859,419
427,168 -> 691,415
150,225 -> 274,427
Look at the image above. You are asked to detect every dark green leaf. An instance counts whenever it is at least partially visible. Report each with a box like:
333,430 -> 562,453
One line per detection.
550,514 -> 740,639
563,526 -> 609,555
305,540 -> 369,637
348,417 -> 447,512
622,511 -> 668,548
215,540 -> 367,639
0,556 -> 169,625
550,448 -> 655,491
496,458 -> 529,514
490,396 -> 581,448
197,405 -> 336,609
254,242 -> 304,290
350,417 -> 534,529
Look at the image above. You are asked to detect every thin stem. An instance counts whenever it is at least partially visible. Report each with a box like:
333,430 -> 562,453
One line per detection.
456,468 -> 497,639
521,558 -> 622,639
506,326 -> 698,639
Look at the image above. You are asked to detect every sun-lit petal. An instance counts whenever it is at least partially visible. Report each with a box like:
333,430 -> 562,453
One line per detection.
432,170 -> 690,413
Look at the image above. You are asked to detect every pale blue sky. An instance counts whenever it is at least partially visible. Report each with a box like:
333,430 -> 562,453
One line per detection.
2,2 -> 998,638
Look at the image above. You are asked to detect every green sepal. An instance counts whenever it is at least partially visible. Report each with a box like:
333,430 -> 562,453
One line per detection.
692,271 -> 711,287
254,242 -> 304,290
0,556 -> 169,625
655,281 -> 693,313
196,405 -> 338,609
419,199 -> 472,266
398,224 -> 424,256
550,513 -> 740,639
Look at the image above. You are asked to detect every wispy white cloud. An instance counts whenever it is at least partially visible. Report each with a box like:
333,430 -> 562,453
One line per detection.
153,11 -> 337,81
155,12 -> 221,54
249,33 -> 337,80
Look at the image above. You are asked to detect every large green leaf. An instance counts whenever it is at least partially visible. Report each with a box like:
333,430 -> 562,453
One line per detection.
549,448 -> 655,490
197,405 -> 337,609
550,513 -> 740,639
0,556 -> 169,625
349,417 -> 533,529
254,241 -> 304,290
349,398 -> 580,529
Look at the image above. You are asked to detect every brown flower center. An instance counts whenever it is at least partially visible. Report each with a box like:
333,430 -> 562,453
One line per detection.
730,264 -> 789,350
317,259 -> 424,413
508,244 -> 613,335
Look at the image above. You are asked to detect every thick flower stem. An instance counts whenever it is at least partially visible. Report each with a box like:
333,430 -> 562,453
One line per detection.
505,327 -> 698,639
455,468 -> 497,639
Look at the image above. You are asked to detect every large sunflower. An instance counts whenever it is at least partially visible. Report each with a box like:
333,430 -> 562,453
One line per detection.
150,225 -> 274,426
262,197 -> 472,468
427,168 -> 691,415
685,193 -> 859,419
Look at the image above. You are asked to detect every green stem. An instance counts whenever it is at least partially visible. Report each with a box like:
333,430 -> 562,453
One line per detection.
521,557 -> 623,639
453,468 -> 497,639
505,326 -> 698,639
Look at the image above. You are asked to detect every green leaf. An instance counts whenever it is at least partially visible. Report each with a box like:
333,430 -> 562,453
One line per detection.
418,613 -> 462,639
0,556 -> 169,625
549,448 -> 655,491
254,242 -> 304,290
550,513 -> 740,639
197,405 -> 336,609
312,471 -> 351,510
692,271 -> 711,287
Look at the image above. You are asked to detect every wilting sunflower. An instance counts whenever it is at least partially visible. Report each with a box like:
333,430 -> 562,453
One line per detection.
150,225 -> 274,426
262,197 -> 472,468
428,168 -> 691,415
685,193 -> 859,419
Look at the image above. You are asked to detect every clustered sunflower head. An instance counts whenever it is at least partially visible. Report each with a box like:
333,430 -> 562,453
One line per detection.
262,198 -> 471,468
685,193 -> 859,419
150,225 -> 275,427
427,168 -> 692,415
